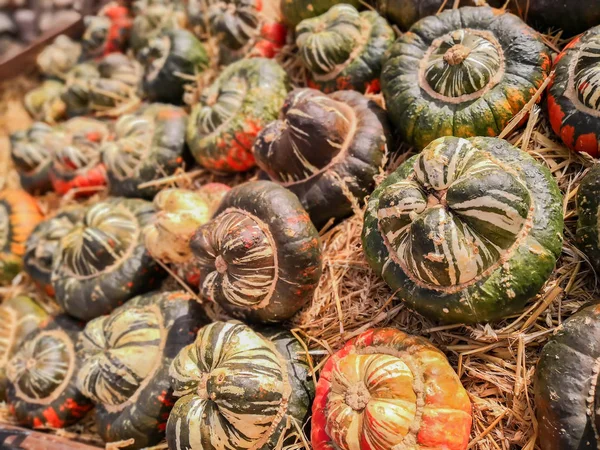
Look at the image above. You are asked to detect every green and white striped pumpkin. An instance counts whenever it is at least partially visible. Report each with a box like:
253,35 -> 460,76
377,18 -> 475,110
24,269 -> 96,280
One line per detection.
167,321 -> 314,450
362,136 -> 564,323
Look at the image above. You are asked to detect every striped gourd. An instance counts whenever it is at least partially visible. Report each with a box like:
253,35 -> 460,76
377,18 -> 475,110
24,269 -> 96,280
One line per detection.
130,0 -> 186,53
296,4 -> 393,93
76,291 -> 207,449
190,181 -> 322,323
312,328 -> 472,450
5,315 -> 93,429
576,164 -> 600,271
167,321 -> 314,450
37,35 -> 82,79
51,198 -> 165,321
362,136 -> 564,323
280,0 -> 360,27
81,2 -> 132,59
23,80 -> 66,124
381,6 -> 551,150
253,88 -> 390,228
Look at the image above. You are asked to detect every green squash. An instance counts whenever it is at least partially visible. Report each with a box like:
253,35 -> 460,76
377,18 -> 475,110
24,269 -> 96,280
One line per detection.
130,0 -> 186,53
76,291 -> 207,449
280,0 -> 360,27
187,58 -> 289,173
6,314 -> 93,428
23,80 -> 66,124
0,296 -> 48,401
61,63 -> 101,118
81,3 -> 132,59
141,29 -> 208,104
102,103 -> 188,198
577,164 -> 600,271
381,6 -> 551,150
296,4 -> 394,93
51,198 -> 165,321
10,123 -> 56,194
36,35 -> 82,80
362,136 -> 563,324
167,321 -> 314,450
535,303 -> 600,450
190,180 -> 322,323
253,88 -> 390,228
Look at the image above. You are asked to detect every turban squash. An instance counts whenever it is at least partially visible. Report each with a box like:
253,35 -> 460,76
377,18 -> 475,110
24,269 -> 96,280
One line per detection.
5,315 -> 93,429
190,180 -> 322,323
381,6 -> 551,150
548,25 -> 600,157
187,58 -> 290,173
280,0 -> 360,27
81,2 -> 132,59
130,0 -> 187,53
36,35 -> 82,80
51,198 -> 165,321
312,328 -> 472,450
296,4 -> 394,93
535,303 -> 600,450
23,80 -> 66,124
167,321 -> 314,450
10,122 -> 56,194
362,136 -> 563,323
76,291 -> 207,449
253,88 -> 390,228
576,164 -> 600,271
102,103 -> 188,198
0,190 -> 43,284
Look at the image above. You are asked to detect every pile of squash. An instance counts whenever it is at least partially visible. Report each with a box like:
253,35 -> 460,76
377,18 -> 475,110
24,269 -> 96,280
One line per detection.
1,0 -> 600,449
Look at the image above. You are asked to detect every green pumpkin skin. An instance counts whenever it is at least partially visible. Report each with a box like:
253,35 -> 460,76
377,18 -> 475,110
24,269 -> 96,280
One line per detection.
141,29 -> 208,105
576,165 -> 600,272
131,0 -> 186,53
296,4 -> 394,93
102,103 -> 189,198
5,315 -> 93,429
381,6 -> 551,150
10,123 -> 56,194
76,291 -> 207,449
535,303 -> 600,450
51,198 -> 166,321
187,58 -> 290,173
281,0 -> 360,27
167,321 -> 314,450
362,136 -> 563,324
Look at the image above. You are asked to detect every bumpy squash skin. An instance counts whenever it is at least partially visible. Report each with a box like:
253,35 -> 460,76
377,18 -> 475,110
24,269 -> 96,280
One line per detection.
362,136 -> 563,324
0,190 -> 43,284
103,103 -> 189,198
51,198 -> 166,321
280,0 -> 361,27
535,304 -> 600,450
382,6 -> 551,150
576,164 -> 600,272
76,291 -> 207,449
187,58 -> 290,173
10,123 -> 55,194
190,180 -> 322,323
6,315 -> 93,429
254,88 -> 391,228
296,4 -> 394,93
167,321 -> 314,450
547,26 -> 600,157
312,328 -> 472,450
0,296 -> 48,401
141,29 -> 208,104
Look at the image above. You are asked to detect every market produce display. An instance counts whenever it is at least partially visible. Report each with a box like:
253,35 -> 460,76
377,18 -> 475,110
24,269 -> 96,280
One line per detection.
190,181 -> 322,322
253,88 -> 390,227
576,164 -> 600,271
312,328 -> 472,450
296,4 -> 394,93
548,25 -> 600,156
167,321 -> 314,450
362,136 -> 564,323
51,198 -> 165,321
102,103 -> 188,198
382,6 -> 551,150
5,314 -> 93,429
76,291 -> 207,449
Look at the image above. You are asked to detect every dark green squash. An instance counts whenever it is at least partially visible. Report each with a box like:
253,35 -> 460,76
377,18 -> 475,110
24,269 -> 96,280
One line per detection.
36,35 -> 82,80
535,303 -> 600,450
51,198 -> 165,321
140,29 -> 208,104
61,63 -> 101,118
81,2 -> 132,59
280,0 -> 360,27
5,314 -> 93,428
576,164 -> 600,271
190,180 -> 322,323
23,208 -> 84,296
253,88 -> 390,228
296,4 -> 394,93
381,6 -> 551,150
102,103 -> 188,198
130,0 -> 186,53
23,80 -> 66,124
76,291 -> 207,449
167,321 -> 314,450
362,136 -> 563,324
10,123 -> 56,194
187,58 -> 289,173
0,296 -> 48,401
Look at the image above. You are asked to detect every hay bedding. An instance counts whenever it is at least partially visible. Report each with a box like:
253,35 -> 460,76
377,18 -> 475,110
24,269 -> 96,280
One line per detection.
0,8 -> 597,450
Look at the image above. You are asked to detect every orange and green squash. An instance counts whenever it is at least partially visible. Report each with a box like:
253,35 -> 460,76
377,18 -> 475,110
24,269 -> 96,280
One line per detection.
81,2 -> 132,59
576,164 -> 600,272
